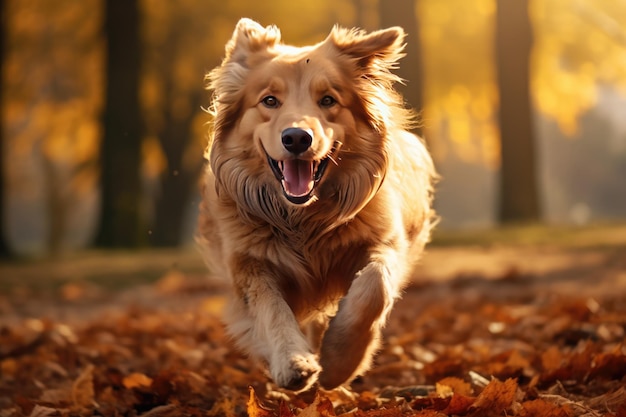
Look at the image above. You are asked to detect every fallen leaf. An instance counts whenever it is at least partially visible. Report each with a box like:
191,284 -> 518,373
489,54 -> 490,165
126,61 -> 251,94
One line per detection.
541,345 -> 563,372
522,399 -> 572,417
248,387 -> 273,417
123,372 -> 154,389
279,401 -> 296,417
71,364 -> 95,409
298,394 -> 336,417
28,405 -> 63,417
353,407 -> 403,417
469,378 -> 520,417
436,377 -> 473,396
443,393 -> 476,415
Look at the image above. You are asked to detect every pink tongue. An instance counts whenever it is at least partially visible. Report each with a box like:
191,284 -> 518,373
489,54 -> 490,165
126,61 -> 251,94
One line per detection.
282,160 -> 314,197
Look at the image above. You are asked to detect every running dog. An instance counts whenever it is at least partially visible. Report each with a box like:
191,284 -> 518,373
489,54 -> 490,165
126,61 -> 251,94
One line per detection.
198,18 -> 436,392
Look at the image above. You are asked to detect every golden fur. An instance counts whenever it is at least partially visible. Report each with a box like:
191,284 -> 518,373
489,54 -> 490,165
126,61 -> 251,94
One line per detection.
198,18 -> 436,391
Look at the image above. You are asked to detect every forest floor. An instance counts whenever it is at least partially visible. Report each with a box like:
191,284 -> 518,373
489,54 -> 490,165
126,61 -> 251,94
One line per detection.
1,223 -> 625,416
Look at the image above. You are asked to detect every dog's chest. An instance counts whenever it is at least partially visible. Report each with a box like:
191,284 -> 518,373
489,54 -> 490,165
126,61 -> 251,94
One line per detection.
269,225 -> 371,288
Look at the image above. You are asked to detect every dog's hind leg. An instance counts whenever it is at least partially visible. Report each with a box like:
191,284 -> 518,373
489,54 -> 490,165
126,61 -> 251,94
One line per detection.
226,256 -> 321,392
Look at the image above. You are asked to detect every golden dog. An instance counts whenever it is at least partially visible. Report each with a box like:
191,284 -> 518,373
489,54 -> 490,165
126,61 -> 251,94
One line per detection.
198,18 -> 436,391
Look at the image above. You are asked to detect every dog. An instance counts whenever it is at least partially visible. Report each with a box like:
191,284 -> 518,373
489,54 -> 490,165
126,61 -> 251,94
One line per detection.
198,18 -> 436,392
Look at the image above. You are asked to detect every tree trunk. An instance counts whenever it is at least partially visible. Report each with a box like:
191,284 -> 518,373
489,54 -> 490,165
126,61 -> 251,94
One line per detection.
379,0 -> 425,137
148,17 -> 205,247
150,98 -> 201,247
495,0 -> 541,223
0,0 -> 11,257
95,0 -> 144,247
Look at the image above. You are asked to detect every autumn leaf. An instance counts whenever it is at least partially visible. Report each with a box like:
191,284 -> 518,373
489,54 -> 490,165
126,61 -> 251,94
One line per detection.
353,407 -> 404,417
28,405 -> 63,417
298,393 -> 336,417
71,364 -> 95,410
588,347 -> 626,381
279,401 -> 296,417
248,387 -> 274,417
541,345 -> 564,372
468,378 -> 520,417
436,376 -> 473,396
444,393 -> 476,415
123,372 -> 154,389
521,399 -> 573,417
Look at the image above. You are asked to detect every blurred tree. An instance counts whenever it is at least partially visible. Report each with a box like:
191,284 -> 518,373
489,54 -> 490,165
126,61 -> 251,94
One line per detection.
379,0 -> 424,136
148,73 -> 203,247
4,1 -> 103,255
419,0 -> 499,168
95,0 -> 145,247
0,0 -> 10,257
141,1 -> 208,247
531,0 -> 626,135
495,0 -> 540,223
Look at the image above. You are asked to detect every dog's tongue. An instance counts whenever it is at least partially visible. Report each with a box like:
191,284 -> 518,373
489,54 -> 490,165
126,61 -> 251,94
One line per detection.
282,159 -> 314,197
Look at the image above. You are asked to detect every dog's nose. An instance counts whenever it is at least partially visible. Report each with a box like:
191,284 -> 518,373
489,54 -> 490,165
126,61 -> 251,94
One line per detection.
281,128 -> 312,155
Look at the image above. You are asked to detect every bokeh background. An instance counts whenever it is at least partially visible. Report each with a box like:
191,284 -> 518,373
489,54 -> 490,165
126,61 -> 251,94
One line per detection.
1,0 -> 625,256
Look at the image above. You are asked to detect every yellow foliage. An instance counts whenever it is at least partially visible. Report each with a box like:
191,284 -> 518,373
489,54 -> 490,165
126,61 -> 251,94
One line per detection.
142,136 -> 167,179
530,0 -> 626,135
420,0 -> 499,168
5,0 -> 626,191
421,0 -> 626,167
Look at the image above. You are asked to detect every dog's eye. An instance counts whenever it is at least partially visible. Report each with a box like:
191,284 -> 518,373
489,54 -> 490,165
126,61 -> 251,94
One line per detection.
319,95 -> 337,108
261,96 -> 280,108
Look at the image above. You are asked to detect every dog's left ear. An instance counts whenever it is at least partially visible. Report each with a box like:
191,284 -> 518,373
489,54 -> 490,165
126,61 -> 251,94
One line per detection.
327,26 -> 406,70
224,18 -> 282,66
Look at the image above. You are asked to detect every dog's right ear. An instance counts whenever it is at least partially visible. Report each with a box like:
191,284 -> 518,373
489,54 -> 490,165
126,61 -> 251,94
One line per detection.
223,18 -> 282,66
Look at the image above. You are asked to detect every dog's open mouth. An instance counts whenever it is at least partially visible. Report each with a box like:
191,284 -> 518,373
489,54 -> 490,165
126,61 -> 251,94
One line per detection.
267,156 -> 331,204
264,142 -> 340,205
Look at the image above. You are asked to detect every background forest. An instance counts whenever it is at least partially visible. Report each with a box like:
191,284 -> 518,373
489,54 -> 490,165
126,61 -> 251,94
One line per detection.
1,0 -> 626,256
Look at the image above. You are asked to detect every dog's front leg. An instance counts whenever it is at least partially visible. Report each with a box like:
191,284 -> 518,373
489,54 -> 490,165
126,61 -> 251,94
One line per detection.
318,251 -> 404,389
228,256 -> 321,392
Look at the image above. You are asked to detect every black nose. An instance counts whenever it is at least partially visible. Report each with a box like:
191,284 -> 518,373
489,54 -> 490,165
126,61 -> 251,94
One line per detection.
281,128 -> 312,155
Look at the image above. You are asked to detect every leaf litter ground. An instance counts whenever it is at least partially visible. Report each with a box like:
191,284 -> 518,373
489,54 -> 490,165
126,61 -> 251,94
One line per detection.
1,241 -> 625,417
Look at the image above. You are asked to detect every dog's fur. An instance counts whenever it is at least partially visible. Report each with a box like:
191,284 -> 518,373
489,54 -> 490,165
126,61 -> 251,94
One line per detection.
198,18 -> 436,391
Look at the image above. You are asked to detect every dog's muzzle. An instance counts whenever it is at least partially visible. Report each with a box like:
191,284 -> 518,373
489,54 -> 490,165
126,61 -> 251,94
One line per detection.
265,128 -> 338,205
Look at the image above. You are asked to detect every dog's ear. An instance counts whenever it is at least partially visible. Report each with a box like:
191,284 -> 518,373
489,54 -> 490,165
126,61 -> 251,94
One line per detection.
224,18 -> 282,65
328,26 -> 406,70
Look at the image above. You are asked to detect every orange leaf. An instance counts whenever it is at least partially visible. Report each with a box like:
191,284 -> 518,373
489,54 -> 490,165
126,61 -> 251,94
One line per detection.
299,393 -> 336,417
354,407 -> 404,417
541,346 -> 564,372
437,376 -> 473,396
279,401 -> 295,417
122,372 -> 153,389
522,399 -> 573,417
247,387 -> 273,417
469,378 -> 519,417
316,396 -> 336,417
444,393 -> 476,415
72,364 -> 95,409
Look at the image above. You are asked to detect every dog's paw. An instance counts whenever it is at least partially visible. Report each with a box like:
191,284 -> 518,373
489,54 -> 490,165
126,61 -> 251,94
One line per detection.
271,353 -> 321,392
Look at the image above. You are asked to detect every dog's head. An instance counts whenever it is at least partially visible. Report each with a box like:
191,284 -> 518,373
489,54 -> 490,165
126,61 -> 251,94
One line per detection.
207,18 -> 410,214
